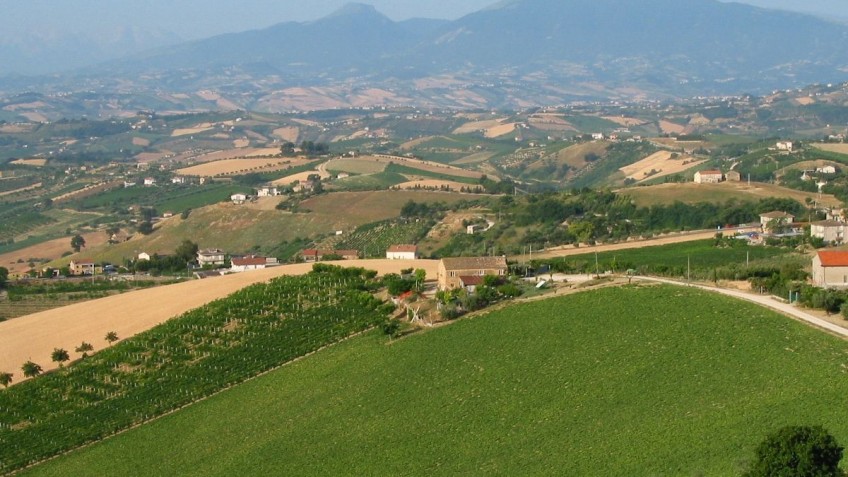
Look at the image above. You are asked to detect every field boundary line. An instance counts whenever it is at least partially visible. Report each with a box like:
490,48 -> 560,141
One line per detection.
7,327 -> 376,476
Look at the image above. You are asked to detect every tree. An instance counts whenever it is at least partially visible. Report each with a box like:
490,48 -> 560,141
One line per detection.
105,331 -> 119,344
137,221 -> 154,235
745,425 -> 843,477
70,234 -> 86,252
21,361 -> 42,378
75,342 -> 94,358
51,348 -> 70,367
175,239 -> 199,264
0,266 -> 7,289
0,372 -> 12,388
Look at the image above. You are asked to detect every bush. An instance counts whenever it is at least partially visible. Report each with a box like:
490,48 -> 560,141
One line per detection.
744,425 -> 843,477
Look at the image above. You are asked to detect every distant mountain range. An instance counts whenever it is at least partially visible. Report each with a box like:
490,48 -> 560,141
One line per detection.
3,0 -> 848,111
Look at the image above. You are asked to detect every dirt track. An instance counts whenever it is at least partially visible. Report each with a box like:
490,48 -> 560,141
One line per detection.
0,259 -> 438,380
530,230 -> 721,260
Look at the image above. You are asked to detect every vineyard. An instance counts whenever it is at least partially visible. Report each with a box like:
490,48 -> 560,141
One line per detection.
0,207 -> 56,243
0,265 -> 392,474
322,219 -> 433,258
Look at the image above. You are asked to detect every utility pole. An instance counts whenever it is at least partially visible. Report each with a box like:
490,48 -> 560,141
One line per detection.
595,251 -> 599,277
687,255 -> 691,285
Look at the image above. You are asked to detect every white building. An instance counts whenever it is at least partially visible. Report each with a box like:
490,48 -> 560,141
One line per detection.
591,133 -> 605,140
143,177 -> 156,186
257,187 -> 279,197
231,193 -> 247,204
386,245 -> 418,260
812,251 -> 848,288
171,176 -> 187,184
694,170 -> 723,184
138,252 -> 151,261
197,249 -> 226,267
811,221 -> 847,244
776,141 -> 794,152
817,166 -> 837,174
230,255 -> 275,272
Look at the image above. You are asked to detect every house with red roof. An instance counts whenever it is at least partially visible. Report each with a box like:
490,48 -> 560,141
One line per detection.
230,255 -> 277,273
812,251 -> 848,288
386,244 -> 418,260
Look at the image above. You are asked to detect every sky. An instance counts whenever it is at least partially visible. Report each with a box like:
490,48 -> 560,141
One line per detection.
2,0 -> 848,40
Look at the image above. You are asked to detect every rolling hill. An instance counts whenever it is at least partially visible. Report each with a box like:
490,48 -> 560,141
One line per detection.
5,1 -> 848,108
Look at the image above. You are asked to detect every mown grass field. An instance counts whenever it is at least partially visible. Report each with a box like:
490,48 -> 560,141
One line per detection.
23,285 -> 848,476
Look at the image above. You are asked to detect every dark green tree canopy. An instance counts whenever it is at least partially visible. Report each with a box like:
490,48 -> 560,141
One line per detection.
745,425 -> 843,477
70,234 -> 86,252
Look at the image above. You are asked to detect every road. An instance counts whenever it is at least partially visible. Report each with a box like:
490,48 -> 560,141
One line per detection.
637,276 -> 848,339
530,229 -> 722,260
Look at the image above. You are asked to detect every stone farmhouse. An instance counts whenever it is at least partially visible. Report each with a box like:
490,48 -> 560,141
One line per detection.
437,256 -> 508,291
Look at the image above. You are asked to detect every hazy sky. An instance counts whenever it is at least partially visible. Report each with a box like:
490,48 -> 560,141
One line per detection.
3,0 -> 848,39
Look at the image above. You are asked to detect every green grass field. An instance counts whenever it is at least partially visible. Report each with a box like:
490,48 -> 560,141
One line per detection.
539,239 -> 793,276
23,285 -> 848,476
331,171 -> 407,191
385,163 -> 481,184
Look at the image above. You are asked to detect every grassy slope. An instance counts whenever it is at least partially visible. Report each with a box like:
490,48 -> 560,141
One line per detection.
622,182 -> 842,208
25,286 -> 848,476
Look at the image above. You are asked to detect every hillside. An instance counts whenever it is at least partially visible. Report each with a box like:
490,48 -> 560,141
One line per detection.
622,181 -> 842,208
22,286 -> 848,476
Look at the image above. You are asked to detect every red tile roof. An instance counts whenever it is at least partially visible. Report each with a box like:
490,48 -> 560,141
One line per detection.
231,256 -> 267,266
459,276 -> 485,286
388,245 -> 418,253
817,251 -> 848,267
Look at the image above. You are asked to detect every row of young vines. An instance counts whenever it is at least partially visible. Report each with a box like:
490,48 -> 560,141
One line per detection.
0,264 -> 393,474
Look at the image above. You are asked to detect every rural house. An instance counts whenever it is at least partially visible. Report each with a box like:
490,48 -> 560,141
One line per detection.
171,176 -> 187,185
69,259 -> 96,276
257,186 -> 279,197
811,221 -> 847,244
776,141 -> 794,152
759,211 -> 794,232
694,170 -> 723,184
386,245 -> 418,260
137,252 -> 151,261
812,251 -> 848,288
725,170 -> 741,182
437,256 -> 508,291
231,193 -> 248,204
197,249 -> 226,267
230,255 -> 276,272
143,177 -> 156,186
817,166 -> 837,174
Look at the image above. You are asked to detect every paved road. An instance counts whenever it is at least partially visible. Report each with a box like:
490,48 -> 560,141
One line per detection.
637,276 -> 848,338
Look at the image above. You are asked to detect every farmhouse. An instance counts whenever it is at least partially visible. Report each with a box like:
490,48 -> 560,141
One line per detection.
257,186 -> 279,197
760,211 -> 794,231
137,252 -> 151,261
694,170 -> 723,184
231,193 -> 247,204
817,166 -> 837,174
812,251 -> 848,288
386,245 -> 418,260
69,259 -> 95,276
811,221 -> 847,244
437,256 -> 508,291
197,249 -> 226,267
725,170 -> 741,182
776,141 -> 794,152
171,176 -> 187,185
143,177 -> 156,186
230,255 -> 277,272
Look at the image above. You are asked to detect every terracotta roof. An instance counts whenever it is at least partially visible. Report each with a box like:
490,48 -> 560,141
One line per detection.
818,251 -> 848,267
72,259 -> 95,265
697,170 -> 723,175
459,276 -> 485,286
441,256 -> 508,271
232,256 -> 267,266
760,211 -> 794,219
388,245 -> 418,253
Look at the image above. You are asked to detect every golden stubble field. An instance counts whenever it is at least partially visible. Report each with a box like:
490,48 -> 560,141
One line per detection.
177,158 -> 307,177
619,151 -> 706,183
0,260 -> 439,382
